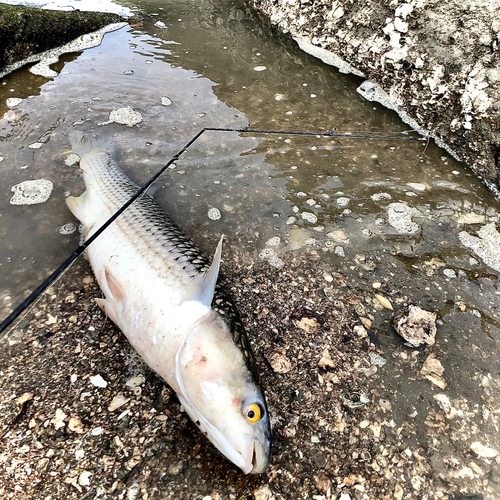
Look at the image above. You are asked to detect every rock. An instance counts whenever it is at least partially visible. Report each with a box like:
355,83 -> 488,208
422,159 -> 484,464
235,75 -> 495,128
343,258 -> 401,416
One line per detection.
392,305 -> 437,347
250,0 -> 500,192
68,416 -> 85,434
387,203 -> 420,235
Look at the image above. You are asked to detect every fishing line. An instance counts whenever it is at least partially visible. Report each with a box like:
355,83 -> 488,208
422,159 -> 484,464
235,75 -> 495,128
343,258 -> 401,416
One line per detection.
0,125 -> 426,337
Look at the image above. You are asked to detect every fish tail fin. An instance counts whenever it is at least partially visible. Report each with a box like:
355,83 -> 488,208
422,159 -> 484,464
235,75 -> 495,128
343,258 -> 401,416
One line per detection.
69,127 -> 114,157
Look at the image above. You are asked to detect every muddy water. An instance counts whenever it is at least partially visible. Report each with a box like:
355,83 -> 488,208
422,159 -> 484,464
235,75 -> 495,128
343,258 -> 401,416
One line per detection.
1,0 -> 500,495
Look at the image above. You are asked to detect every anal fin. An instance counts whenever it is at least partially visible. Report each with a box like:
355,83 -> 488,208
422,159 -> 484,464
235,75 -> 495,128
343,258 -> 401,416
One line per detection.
66,191 -> 89,222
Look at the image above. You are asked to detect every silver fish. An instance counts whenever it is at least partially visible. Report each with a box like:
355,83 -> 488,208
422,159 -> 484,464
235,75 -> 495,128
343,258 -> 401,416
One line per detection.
66,130 -> 270,473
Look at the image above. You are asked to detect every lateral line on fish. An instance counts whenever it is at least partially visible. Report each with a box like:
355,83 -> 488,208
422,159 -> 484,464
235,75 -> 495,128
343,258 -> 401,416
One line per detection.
0,125 -> 425,336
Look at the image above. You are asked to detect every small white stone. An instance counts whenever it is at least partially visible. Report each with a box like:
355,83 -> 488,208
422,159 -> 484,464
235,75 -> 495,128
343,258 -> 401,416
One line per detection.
28,142 -> 44,149
91,427 -> 103,436
275,94 -> 284,101
75,449 -> 85,460
296,191 -> 307,198
90,374 -> 107,388
253,66 -> 266,72
154,21 -> 167,28
207,207 -> 221,220
306,199 -> 316,206
161,96 -> 173,106
78,471 -> 92,486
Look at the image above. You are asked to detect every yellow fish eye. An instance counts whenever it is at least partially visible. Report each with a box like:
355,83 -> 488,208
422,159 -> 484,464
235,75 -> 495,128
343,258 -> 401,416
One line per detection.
244,403 -> 262,423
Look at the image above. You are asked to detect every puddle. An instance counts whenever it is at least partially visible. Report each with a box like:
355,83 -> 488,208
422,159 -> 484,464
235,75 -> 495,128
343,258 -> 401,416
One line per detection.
1,0 -> 500,497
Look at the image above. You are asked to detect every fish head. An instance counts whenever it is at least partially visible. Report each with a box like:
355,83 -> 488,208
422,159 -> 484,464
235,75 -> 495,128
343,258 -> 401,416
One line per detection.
175,310 -> 271,474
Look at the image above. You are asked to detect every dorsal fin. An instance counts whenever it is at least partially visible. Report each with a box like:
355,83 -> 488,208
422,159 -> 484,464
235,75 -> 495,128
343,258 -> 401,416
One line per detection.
182,235 -> 224,307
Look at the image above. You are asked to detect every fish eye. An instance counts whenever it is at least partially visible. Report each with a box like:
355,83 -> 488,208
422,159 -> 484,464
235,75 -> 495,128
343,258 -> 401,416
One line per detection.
244,403 -> 262,423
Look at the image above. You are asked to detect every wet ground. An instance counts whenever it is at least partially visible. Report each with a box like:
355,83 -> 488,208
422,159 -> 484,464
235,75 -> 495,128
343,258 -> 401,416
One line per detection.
1,0 -> 500,498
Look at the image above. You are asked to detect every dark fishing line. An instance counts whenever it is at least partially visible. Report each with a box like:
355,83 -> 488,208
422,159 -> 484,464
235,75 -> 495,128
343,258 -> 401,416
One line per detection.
0,126 -> 425,337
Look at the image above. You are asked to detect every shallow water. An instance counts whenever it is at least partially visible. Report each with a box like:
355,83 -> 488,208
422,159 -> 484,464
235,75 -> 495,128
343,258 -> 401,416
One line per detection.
1,0 -> 500,495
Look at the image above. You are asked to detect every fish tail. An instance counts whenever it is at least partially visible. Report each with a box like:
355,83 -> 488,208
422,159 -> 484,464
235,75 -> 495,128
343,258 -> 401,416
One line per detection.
69,127 -> 114,157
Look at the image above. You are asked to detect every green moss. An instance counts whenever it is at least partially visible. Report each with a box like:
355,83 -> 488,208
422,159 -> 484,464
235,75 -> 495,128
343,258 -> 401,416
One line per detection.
0,5 -> 125,70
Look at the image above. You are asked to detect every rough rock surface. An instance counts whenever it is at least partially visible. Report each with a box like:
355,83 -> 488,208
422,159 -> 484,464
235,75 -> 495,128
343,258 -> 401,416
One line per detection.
251,0 -> 500,194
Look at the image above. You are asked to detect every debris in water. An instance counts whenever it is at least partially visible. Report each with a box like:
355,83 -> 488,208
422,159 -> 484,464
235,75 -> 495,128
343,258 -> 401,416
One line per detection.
59,223 -> 77,235
10,179 -> 53,205
301,212 -> 318,223
104,106 -> 143,127
207,207 -> 221,220
161,96 -> 173,106
387,202 -> 420,235
253,66 -> 267,71
459,223 -> 500,273
392,305 -> 437,347
65,153 -> 80,166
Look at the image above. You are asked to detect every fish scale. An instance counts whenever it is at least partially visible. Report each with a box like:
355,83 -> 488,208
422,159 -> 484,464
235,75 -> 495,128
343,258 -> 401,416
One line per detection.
79,146 -> 261,384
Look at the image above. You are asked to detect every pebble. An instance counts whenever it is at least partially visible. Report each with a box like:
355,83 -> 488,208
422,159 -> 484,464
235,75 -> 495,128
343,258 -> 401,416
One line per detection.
443,268 -> 456,278
207,207 -> 221,220
253,66 -> 267,71
90,374 -> 107,388
108,393 -> 130,412
161,96 -> 173,106
28,142 -> 44,149
78,471 -> 92,486
154,21 -> 167,28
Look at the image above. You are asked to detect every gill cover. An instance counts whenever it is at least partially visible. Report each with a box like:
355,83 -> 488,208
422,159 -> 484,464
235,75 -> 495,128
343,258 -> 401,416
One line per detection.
174,313 -> 270,473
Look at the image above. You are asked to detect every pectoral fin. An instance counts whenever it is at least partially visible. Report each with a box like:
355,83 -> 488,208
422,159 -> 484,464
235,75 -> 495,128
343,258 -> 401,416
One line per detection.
95,297 -> 121,328
182,235 -> 224,307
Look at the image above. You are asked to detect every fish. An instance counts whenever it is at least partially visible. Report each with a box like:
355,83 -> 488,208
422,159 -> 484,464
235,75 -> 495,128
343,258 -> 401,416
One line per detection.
66,129 -> 271,474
